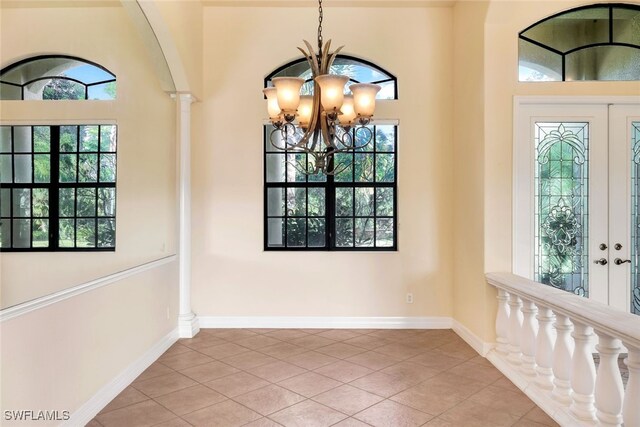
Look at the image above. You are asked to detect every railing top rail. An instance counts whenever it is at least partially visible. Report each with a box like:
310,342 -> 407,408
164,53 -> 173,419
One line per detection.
486,272 -> 640,349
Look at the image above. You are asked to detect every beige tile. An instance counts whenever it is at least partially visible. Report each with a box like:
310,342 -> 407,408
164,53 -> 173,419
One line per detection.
243,418 -> 284,427
313,384 -> 384,415
290,335 -> 337,350
85,419 -> 102,427
153,419 -> 193,427
222,351 -> 278,370
179,360 -> 240,383
278,371 -> 342,397
513,420 -> 555,427
349,371 -> 419,398
354,399 -> 433,427
346,351 -> 401,370
96,400 -> 175,427
433,341 -> 478,360
367,330 -> 420,341
179,335 -> 226,351
316,343 -> 367,359
270,399 -> 348,427
373,343 -> 424,360
438,400 -> 520,427
235,335 -> 283,350
246,328 -> 279,334
154,384 -> 226,415
259,342 -> 308,359
299,329 -> 331,334
390,380 -> 471,415
446,360 -> 503,385
162,343 -> 193,358
380,361 -> 440,382
133,362 -> 175,383
467,355 -> 494,367
246,360 -> 308,382
523,406 -> 559,426
424,372 -> 486,394
204,372 -> 270,397
133,372 -> 198,398
265,329 -> 310,341
332,418 -> 371,427
159,351 -> 214,371
316,330 -> 362,341
182,399 -> 262,426
198,342 -> 250,359
422,417 -> 458,426
213,329 -> 259,341
314,360 -> 373,382
284,351 -> 339,370
491,376 -> 521,393
233,384 -> 306,415
343,335 -> 392,350
407,351 -> 465,372
468,385 -> 536,417
98,386 -> 148,414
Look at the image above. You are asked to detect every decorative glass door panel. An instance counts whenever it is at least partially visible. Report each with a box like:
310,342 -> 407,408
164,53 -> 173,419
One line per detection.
632,122 -> 640,314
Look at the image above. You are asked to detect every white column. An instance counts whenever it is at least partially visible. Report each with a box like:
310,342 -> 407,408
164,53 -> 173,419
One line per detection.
622,344 -> 640,426
594,333 -> 623,427
552,313 -> 574,404
507,294 -> 523,365
176,92 -> 199,338
520,298 -> 538,378
496,289 -> 510,355
535,305 -> 555,390
570,321 -> 596,421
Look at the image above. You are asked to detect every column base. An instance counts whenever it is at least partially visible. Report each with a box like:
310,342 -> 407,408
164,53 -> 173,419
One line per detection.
178,312 -> 200,338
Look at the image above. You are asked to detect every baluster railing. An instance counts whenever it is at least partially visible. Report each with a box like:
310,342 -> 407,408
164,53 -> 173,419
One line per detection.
486,272 -> 640,427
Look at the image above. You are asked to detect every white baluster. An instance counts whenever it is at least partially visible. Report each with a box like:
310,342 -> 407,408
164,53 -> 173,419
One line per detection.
535,305 -> 555,391
508,294 -> 523,365
570,321 -> 596,421
594,333 -> 623,427
520,298 -> 538,378
552,313 -> 574,404
496,289 -> 510,355
622,344 -> 640,426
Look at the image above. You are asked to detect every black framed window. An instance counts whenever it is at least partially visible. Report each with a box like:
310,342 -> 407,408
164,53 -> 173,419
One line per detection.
264,124 -> 397,251
0,124 -> 117,251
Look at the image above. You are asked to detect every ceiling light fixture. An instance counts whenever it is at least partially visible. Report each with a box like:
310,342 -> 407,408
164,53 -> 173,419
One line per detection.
263,0 -> 381,176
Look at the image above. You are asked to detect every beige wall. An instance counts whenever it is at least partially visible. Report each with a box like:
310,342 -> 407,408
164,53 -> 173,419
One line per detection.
193,5 -> 454,318
0,4 -> 178,308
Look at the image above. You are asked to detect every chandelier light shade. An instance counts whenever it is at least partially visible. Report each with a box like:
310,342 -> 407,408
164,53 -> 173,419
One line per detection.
263,0 -> 381,175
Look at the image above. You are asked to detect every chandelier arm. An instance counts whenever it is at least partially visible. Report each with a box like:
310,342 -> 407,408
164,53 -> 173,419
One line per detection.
354,125 -> 374,149
339,128 -> 356,149
325,157 -> 353,176
325,45 -> 344,71
320,39 -> 332,73
302,40 -> 321,77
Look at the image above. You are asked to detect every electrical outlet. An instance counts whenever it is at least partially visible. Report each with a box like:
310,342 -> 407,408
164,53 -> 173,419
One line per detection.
406,293 -> 414,304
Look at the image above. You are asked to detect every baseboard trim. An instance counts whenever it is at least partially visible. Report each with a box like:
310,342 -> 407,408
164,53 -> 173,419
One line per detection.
1,255 -> 177,323
67,327 -> 179,427
451,319 -> 494,357
198,316 -> 453,329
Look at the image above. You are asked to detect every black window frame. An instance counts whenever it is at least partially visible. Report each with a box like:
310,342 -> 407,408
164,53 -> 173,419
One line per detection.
0,124 -> 117,252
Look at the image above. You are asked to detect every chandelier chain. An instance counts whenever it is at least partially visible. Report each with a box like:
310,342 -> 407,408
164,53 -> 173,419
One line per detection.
317,0 -> 323,52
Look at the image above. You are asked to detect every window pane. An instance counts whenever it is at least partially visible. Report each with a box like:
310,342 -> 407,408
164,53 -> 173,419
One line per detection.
59,188 -> 75,217
376,188 -> 394,217
335,218 -> 354,247
334,153 -> 353,182
13,126 -> 31,152
355,187 -> 374,217
0,220 -> 10,247
0,82 -> 21,100
286,188 -> 306,217
0,155 -> 12,183
267,188 -> 285,216
32,219 -> 49,248
59,219 -> 75,247
60,126 -> 78,152
97,218 -> 115,248
97,188 -> 116,217
33,154 -> 50,183
308,188 -> 325,217
100,154 -> 116,182
286,153 -> 307,182
354,153 -> 374,182
267,218 -> 284,247
32,188 -> 49,217
266,154 -> 285,182
613,8 -> 640,45
78,153 -> 98,182
336,188 -> 353,217
375,126 -> 395,152
100,125 -> 117,152
59,154 -> 77,182
376,218 -> 394,247
77,188 -> 96,217
567,46 -> 640,81
518,38 -> 562,82
12,189 -> 30,217
0,126 -> 11,152
33,126 -> 50,152
77,218 -> 96,247
308,218 -> 326,247
631,122 -> 640,314
12,219 -> 30,248
80,126 -> 99,151
14,155 -> 32,183
0,188 -> 10,217
40,78 -> 86,100
88,82 -> 116,100
286,218 -> 306,247
354,218 -> 374,248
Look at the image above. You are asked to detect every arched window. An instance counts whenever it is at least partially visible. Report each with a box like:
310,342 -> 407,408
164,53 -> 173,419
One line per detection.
518,3 -> 640,81
265,54 -> 397,100
0,55 -> 116,100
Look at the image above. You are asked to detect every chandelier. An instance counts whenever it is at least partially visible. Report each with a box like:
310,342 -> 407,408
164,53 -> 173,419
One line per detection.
262,0 -> 381,176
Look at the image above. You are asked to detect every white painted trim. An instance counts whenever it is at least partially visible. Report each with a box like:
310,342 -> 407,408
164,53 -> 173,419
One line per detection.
198,316 -> 453,329
0,119 -> 117,126
66,328 -> 179,427
0,255 -> 177,323
452,319 -> 493,357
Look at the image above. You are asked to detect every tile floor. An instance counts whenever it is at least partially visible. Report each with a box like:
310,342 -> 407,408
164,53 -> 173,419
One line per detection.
88,329 -> 559,427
